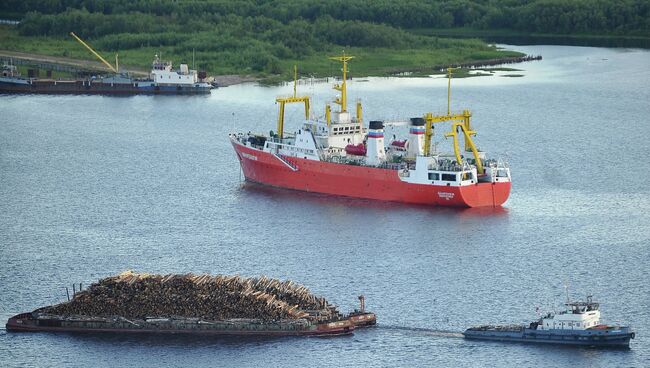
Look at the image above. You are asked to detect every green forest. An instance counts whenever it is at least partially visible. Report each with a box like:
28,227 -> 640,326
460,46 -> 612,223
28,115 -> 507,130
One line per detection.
1,0 -> 648,77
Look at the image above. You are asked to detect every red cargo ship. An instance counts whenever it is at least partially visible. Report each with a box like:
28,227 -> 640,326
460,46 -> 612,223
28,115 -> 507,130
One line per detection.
230,56 -> 511,207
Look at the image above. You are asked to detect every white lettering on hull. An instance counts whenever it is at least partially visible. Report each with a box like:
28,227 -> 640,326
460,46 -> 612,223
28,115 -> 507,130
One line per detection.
438,192 -> 455,200
241,152 -> 258,161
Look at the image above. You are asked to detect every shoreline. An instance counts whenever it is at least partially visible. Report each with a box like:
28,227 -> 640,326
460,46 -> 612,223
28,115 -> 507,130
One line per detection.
412,28 -> 650,49
387,54 -> 542,77
1,49 -> 541,87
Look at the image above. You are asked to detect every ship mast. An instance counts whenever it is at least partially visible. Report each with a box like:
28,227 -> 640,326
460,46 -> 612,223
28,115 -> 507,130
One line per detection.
421,67 -> 484,174
329,53 -> 355,113
275,65 -> 310,140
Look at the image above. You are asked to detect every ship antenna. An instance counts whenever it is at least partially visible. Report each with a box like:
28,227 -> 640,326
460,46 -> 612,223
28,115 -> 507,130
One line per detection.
564,279 -> 570,304
447,67 -> 454,116
293,65 -> 298,98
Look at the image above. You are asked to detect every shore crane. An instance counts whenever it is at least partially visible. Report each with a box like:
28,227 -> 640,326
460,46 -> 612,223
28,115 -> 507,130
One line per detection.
69,32 -> 119,73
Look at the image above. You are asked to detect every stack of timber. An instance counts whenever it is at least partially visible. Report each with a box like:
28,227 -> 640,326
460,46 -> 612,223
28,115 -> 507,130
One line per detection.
43,271 -> 338,322
6,271 -> 358,337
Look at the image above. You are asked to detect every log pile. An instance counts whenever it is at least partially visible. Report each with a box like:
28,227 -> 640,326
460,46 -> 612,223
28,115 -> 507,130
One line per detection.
43,271 -> 340,322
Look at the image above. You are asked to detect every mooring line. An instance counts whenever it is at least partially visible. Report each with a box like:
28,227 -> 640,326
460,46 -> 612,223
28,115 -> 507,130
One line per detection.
377,325 -> 464,338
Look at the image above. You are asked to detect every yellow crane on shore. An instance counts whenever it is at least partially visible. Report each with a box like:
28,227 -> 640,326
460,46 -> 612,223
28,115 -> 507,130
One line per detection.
69,32 -> 119,73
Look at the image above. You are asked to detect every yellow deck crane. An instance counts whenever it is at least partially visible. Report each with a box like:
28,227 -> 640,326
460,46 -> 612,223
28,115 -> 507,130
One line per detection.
422,67 -> 484,174
69,32 -> 118,73
276,66 -> 310,140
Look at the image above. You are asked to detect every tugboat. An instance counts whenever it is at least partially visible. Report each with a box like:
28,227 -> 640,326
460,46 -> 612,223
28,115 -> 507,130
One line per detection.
464,296 -> 635,348
230,55 -> 511,208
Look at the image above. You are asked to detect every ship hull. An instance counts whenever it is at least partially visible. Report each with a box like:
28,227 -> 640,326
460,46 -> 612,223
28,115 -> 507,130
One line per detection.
232,139 -> 510,208
347,312 -> 377,327
6,313 -> 353,337
463,328 -> 634,348
0,78 -> 211,95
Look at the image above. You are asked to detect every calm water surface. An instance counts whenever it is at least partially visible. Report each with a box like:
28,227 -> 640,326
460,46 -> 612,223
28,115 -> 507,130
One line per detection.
1,45 -> 649,367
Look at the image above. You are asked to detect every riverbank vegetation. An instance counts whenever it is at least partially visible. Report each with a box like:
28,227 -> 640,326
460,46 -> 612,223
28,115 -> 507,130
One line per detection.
1,0 -> 648,78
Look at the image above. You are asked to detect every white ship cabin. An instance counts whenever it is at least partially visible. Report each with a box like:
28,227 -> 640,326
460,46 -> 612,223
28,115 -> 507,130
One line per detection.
242,96 -> 367,164
2,64 -> 19,77
324,111 -> 365,150
150,54 -> 199,85
535,298 -> 601,331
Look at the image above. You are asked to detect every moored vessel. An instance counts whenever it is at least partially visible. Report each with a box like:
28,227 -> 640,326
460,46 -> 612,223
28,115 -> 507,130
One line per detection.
464,296 -> 635,348
0,33 -> 212,95
0,55 -> 212,95
230,55 -> 511,208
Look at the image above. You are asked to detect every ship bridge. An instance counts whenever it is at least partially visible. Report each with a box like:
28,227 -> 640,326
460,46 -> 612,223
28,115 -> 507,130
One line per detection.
537,296 -> 602,331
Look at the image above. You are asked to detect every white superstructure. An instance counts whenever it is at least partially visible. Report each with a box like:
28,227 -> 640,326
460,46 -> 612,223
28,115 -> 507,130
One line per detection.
536,297 -> 602,331
150,55 -> 200,85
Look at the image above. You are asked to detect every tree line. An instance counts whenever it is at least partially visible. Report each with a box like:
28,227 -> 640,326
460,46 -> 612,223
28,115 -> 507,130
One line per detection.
1,0 -> 647,74
3,0 -> 649,35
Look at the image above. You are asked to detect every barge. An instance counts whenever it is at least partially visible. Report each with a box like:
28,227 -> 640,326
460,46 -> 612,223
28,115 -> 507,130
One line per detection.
6,312 -> 353,336
5,272 -> 373,337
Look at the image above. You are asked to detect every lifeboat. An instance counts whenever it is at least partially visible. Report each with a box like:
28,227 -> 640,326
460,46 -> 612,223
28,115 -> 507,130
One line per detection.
345,143 -> 367,156
390,140 -> 407,148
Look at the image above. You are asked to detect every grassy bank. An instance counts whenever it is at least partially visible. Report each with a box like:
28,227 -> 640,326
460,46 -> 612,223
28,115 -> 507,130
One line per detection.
0,25 -> 524,81
278,46 -> 523,78
2,0 -> 647,82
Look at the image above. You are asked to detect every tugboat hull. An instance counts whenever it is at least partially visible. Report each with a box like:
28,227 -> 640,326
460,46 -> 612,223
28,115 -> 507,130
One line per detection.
463,327 -> 635,348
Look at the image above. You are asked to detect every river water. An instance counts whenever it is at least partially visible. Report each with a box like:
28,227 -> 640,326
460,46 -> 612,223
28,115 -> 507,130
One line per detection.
1,45 -> 649,367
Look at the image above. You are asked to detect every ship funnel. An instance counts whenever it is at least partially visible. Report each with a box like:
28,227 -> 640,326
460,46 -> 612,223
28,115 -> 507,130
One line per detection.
408,117 -> 425,157
366,120 -> 386,166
